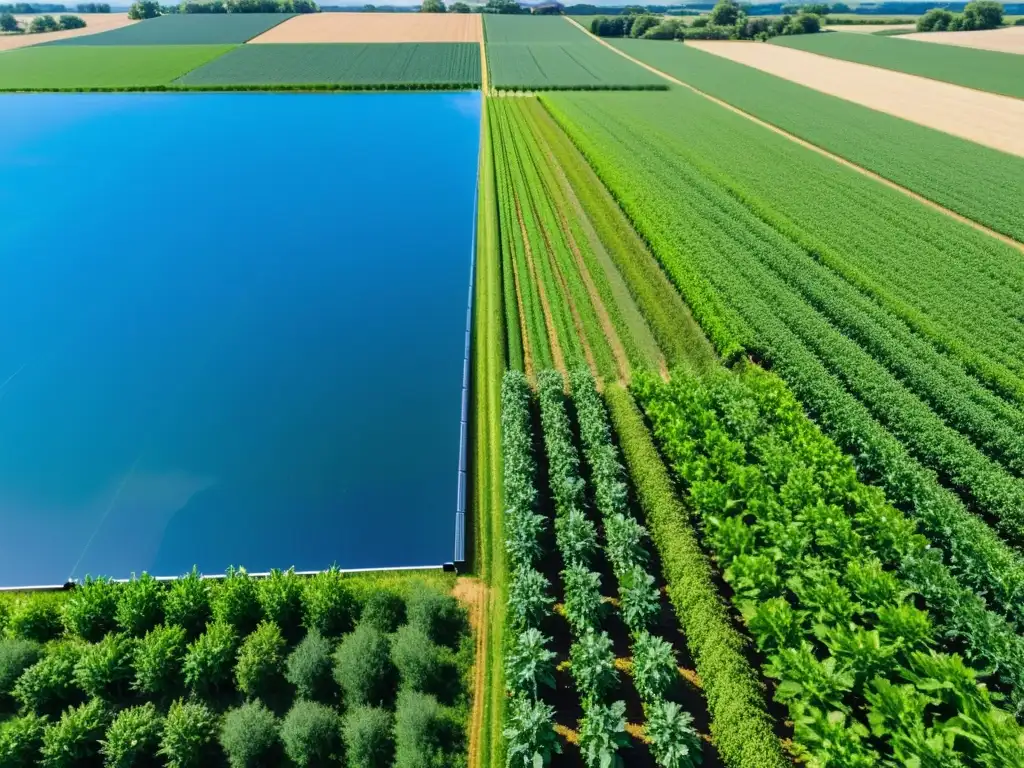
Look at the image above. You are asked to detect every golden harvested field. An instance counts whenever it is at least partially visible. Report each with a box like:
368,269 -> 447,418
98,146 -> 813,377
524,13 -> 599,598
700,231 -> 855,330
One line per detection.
901,26 -> 1024,54
686,40 -> 1024,156
249,12 -> 482,44
824,23 -> 916,33
0,13 -> 134,51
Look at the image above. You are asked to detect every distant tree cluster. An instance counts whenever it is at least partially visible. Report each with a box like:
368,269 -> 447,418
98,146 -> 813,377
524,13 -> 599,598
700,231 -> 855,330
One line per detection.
483,0 -> 524,13
133,0 -> 318,15
590,0 -> 821,40
916,0 -> 1003,30
0,2 -> 67,11
5,11 -> 85,31
76,2 -> 110,10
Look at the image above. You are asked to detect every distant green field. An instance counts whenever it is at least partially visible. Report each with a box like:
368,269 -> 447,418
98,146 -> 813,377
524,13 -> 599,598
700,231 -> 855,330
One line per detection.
609,38 -> 1024,242
178,43 -> 481,87
483,16 -> 665,90
0,45 -> 235,90
45,13 -> 292,45
772,32 -> 1024,99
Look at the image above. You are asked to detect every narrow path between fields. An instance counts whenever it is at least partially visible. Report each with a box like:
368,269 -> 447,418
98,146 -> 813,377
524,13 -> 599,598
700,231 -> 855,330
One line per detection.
562,16 -> 1024,255
454,576 -> 489,768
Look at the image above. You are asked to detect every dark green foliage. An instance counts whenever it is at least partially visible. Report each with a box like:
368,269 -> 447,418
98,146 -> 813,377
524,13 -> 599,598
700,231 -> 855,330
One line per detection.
182,621 -> 238,698
0,713 -> 47,768
358,591 -> 405,634
503,628 -> 556,702
302,569 -> 357,639
280,700 -> 341,767
234,621 -> 285,700
284,631 -> 334,703
0,12 -> 19,32
393,691 -> 449,768
391,625 -> 446,697
100,702 -> 163,768
212,567 -> 262,636
63,578 -> 120,643
158,699 -> 218,768
132,624 -> 187,701
73,633 -> 136,702
343,706 -> 394,768
39,698 -> 109,768
28,14 -> 57,32
578,701 -> 629,768
569,631 -> 617,706
0,639 -> 42,708
630,631 -> 677,704
57,14 -> 85,29
116,573 -> 165,638
13,643 -> 85,717
503,696 -> 561,768
220,700 -> 279,768
257,569 -> 304,643
333,624 -> 396,708
52,11 -> 293,44
163,569 -> 211,640
405,583 -> 466,650
8,599 -> 62,643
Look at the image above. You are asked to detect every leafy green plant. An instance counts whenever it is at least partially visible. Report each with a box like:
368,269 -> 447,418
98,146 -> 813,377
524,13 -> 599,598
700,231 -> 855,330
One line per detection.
504,627 -> 556,700
257,569 -> 304,643
578,700 -> 629,768
212,567 -> 262,636
13,643 -> 85,717
235,621 -> 286,700
506,567 -> 554,631
561,565 -> 604,634
116,573 -> 165,638
280,700 -> 341,767
0,639 -> 42,708
343,706 -> 394,768
392,624 -> 446,697
618,565 -> 660,635
358,591 -> 406,634
570,631 -> 617,705
631,632 -> 677,704
39,697 -> 109,768
158,699 -> 218,768
132,623 -> 187,701
7,599 -> 62,644
765,642 -> 854,715
405,583 -> 466,650
555,510 -> 598,568
604,513 -> 649,578
505,511 -> 546,569
394,690 -> 448,768
0,712 -> 47,768
63,577 -> 120,643
303,568 -> 357,639
503,696 -> 561,768
645,701 -> 702,768
333,624 -> 397,708
182,621 -> 238,698
73,633 -> 136,702
163,568 -> 211,639
285,630 -> 335,703
100,702 -> 163,768
220,700 -> 279,768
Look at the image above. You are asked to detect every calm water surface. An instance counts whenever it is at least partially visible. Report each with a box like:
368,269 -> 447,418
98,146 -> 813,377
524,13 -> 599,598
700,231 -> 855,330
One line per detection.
0,92 -> 481,587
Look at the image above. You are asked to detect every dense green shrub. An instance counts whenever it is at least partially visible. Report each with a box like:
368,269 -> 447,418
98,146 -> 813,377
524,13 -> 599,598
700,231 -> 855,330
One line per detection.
359,591 -> 406,634
284,631 -> 335,703
220,700 -> 279,768
57,14 -> 85,29
393,690 -> 448,768
163,569 -> 211,640
100,702 -> 163,768
234,621 -> 285,700
257,569 -> 304,643
63,578 -> 120,643
0,712 -> 47,768
280,700 -> 341,767
182,621 -> 238,698
73,633 -> 136,702
405,584 -> 465,650
133,624 -> 187,701
28,14 -> 58,32
343,706 -> 394,768
13,643 -> 85,717
8,598 -> 62,643
333,625 -> 397,708
302,569 -> 357,639
391,625 -> 445,697
212,567 -> 262,636
39,698 -> 109,768
0,639 -> 42,707
116,573 -> 165,638
158,699 -> 218,768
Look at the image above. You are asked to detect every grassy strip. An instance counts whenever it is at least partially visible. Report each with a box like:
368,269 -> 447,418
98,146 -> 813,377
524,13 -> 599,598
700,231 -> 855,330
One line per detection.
603,383 -> 787,768
0,83 -> 481,93
494,84 -> 669,92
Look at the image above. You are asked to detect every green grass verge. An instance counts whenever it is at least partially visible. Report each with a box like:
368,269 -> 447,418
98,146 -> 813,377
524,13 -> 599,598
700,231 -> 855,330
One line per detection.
608,38 -> 1024,243
772,31 -> 1024,99
0,45 -> 235,90
177,42 -> 481,88
44,13 -> 294,45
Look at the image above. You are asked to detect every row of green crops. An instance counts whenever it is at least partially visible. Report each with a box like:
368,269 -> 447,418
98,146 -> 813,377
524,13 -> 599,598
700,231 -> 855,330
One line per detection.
0,568 -> 471,767
500,369 -> 705,767
45,13 -> 293,46
539,90 -> 1024,633
634,369 -> 1024,765
608,39 -> 1024,243
483,16 -> 665,91
772,31 -> 1024,100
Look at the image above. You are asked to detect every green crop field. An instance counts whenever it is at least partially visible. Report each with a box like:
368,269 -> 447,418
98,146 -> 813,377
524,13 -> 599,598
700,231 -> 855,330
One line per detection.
609,38 -> 1024,242
45,13 -> 293,45
773,31 -> 1024,99
483,16 -> 665,90
177,43 -> 481,88
0,45 -> 235,90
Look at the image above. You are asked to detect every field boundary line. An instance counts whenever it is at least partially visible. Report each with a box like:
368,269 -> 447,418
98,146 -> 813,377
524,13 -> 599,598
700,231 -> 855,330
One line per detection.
562,17 -> 1024,254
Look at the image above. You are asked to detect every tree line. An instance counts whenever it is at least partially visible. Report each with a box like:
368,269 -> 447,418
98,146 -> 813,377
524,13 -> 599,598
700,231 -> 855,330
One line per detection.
0,10 -> 84,31
916,0 -> 1004,30
128,0 -> 318,18
590,0 -> 823,40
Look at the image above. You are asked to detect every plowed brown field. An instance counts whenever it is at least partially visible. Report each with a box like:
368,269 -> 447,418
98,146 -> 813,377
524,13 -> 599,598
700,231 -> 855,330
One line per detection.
0,13 -> 134,51
249,12 -> 482,44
